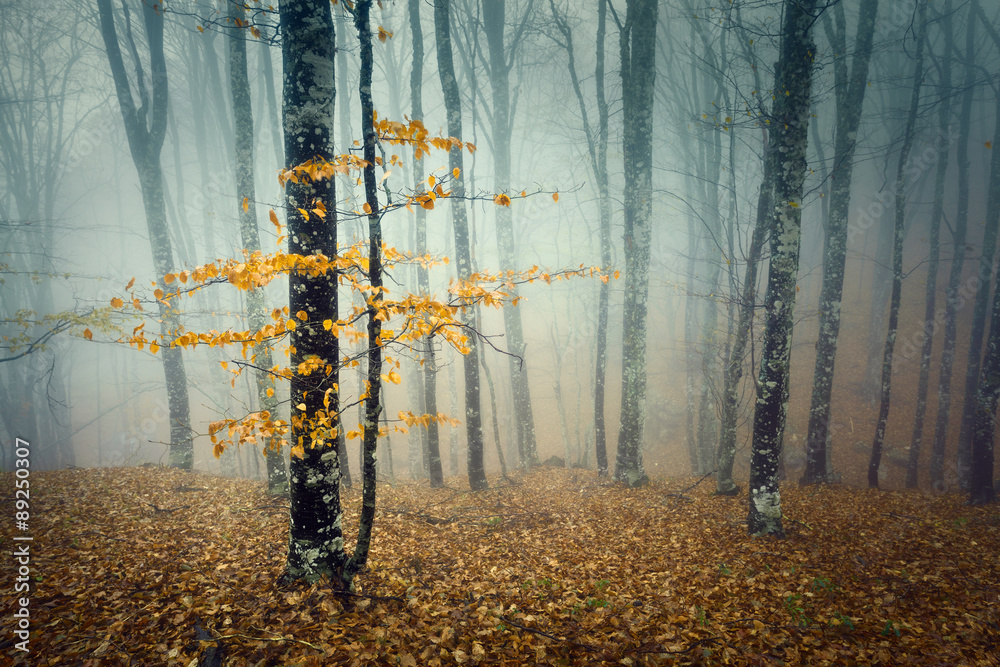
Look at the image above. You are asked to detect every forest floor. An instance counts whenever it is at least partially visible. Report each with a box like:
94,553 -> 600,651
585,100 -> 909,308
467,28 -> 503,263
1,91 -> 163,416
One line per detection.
2,465 -> 999,666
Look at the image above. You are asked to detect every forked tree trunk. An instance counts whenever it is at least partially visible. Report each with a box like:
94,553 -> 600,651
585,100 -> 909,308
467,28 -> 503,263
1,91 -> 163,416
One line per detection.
97,0 -> 193,469
802,0 -> 879,485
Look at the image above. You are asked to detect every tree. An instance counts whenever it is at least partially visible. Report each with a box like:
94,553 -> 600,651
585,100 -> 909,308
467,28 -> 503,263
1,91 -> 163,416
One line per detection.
746,0 -> 819,537
434,0 -> 488,491
801,0 -> 879,485
97,0 -> 193,469
227,0 -> 288,495
409,0 -> 444,487
279,0 -> 343,583
907,0 -> 954,489
928,0 -> 977,492
482,0 -> 539,468
547,0 -> 612,476
868,0 -> 927,489
613,0 -> 658,487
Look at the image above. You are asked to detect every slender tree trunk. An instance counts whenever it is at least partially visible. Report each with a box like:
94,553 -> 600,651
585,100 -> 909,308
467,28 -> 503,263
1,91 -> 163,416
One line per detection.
483,0 -> 538,467
409,0 -> 444,487
97,0 -> 193,469
929,5 -> 975,492
869,2 -> 926,489
228,0 -> 289,495
747,0 -> 818,536
802,0 -> 879,484
715,138 -> 772,495
908,0 -> 953,489
280,0 -> 343,584
434,0 -> 487,491
955,0 -> 1000,489
614,0 -> 658,487
345,0 -> 382,585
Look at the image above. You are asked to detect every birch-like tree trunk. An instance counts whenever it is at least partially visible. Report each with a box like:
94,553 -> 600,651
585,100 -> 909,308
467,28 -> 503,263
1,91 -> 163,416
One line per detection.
746,0 -> 818,536
434,0 -> 488,491
228,1 -> 288,495
801,0 -> 879,485
280,0 -> 344,584
869,1 -> 926,489
614,0 -> 658,487
97,0 -> 193,469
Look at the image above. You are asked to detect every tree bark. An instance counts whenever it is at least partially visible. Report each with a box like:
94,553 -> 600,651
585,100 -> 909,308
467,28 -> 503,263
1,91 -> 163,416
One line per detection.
280,0 -> 343,584
746,0 -> 818,537
614,0 -> 658,487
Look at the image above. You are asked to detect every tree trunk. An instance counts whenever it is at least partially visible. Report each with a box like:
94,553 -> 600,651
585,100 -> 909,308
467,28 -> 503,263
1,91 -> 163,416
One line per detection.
802,0 -> 879,484
907,0 -> 953,489
409,0 -> 444,487
928,5 -> 976,492
746,0 -> 818,537
434,0 -> 488,491
869,1 -> 926,489
483,0 -> 538,467
97,0 -> 193,469
614,0 -> 658,487
228,0 -> 289,495
279,0 -> 344,584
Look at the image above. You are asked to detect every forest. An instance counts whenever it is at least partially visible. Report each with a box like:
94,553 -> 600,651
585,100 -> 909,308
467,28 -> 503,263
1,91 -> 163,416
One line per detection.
1,0 -> 999,664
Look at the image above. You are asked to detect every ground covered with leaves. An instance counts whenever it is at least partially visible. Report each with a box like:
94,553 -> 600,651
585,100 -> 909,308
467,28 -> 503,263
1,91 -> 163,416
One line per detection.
2,465 -> 999,665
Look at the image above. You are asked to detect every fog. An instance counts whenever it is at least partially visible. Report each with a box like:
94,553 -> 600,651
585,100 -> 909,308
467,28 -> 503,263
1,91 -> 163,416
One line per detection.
2,0 -> 999,495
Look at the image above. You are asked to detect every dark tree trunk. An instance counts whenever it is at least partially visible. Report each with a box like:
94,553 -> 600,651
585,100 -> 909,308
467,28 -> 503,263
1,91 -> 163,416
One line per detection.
907,0 -> 953,489
614,0 -> 658,487
869,1 -> 926,489
929,4 -> 976,492
746,0 -> 818,537
345,0 -> 381,585
279,0 -> 344,584
228,0 -> 289,495
434,0 -> 488,491
802,0 -> 879,485
410,0 -> 444,487
97,0 -> 193,469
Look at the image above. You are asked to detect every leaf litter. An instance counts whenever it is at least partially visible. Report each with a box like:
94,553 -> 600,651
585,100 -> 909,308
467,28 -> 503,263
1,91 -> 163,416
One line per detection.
2,466 -> 998,665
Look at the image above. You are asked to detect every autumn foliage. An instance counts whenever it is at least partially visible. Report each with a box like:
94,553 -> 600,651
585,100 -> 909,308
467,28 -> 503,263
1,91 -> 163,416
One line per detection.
4,465 -> 998,665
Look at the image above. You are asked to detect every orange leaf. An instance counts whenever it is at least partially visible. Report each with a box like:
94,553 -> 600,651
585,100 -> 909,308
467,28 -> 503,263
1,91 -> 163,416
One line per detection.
552,192 -> 559,202
83,328 -> 93,341
111,297 -> 124,308
363,202 -> 372,214
242,197 -> 250,213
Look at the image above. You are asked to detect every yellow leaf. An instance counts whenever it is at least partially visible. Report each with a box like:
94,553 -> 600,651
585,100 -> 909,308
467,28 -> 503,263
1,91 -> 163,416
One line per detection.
266,387 -> 275,398
323,319 -> 333,330
111,297 -> 124,308
286,319 -> 297,331
220,361 -> 228,370
520,190 -> 527,197
363,201 -> 372,214
428,175 -> 436,188
452,167 -> 461,179
83,328 -> 93,341
788,201 -> 799,208
296,310 -> 308,321
269,209 -> 281,228
242,197 -> 250,213
347,430 -> 360,440
493,193 -> 511,207
149,341 -> 159,354
552,192 -> 559,202
164,273 -> 176,284
197,25 -> 204,33
297,403 -> 307,411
